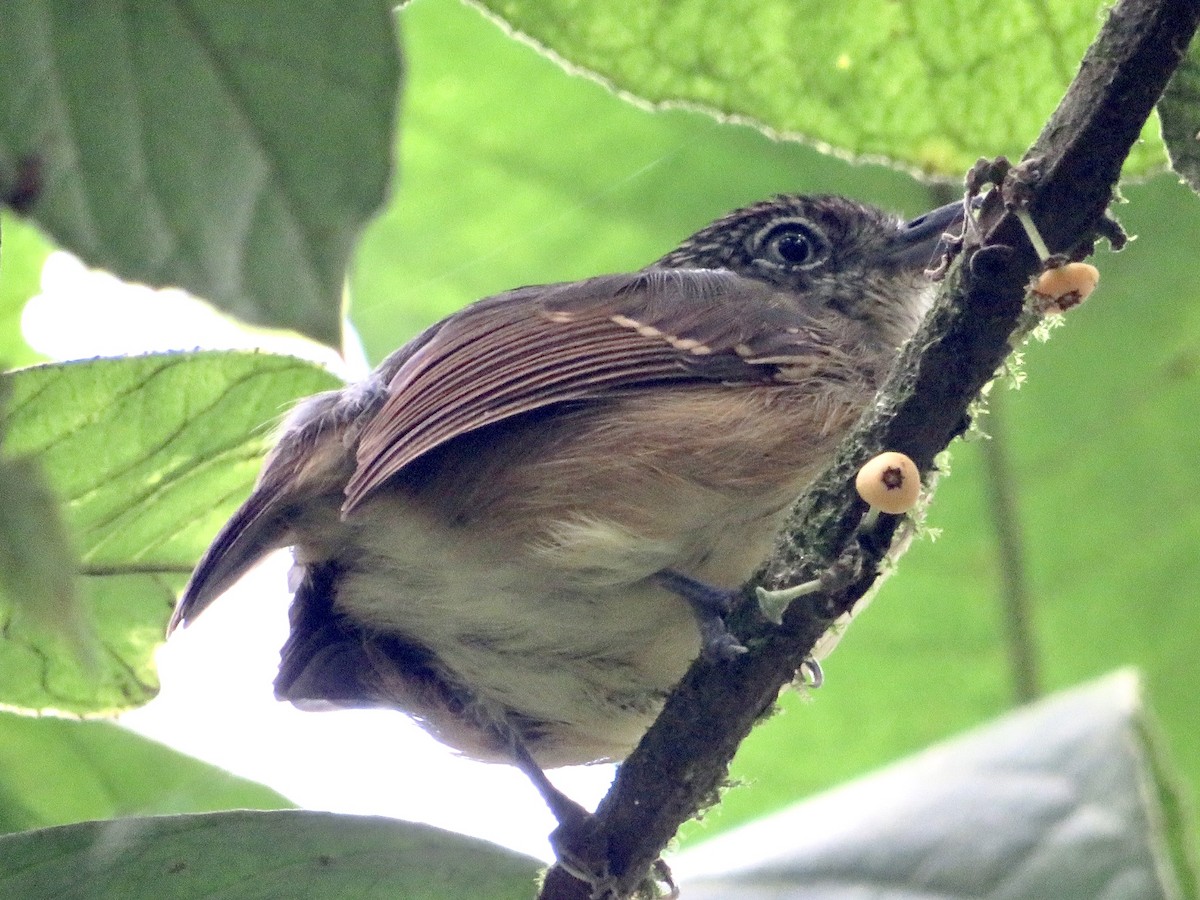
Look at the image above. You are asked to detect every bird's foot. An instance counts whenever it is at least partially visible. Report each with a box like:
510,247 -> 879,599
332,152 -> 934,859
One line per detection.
501,722 -> 623,892
545,803 -> 617,896
654,569 -> 747,660
544,818 -> 677,900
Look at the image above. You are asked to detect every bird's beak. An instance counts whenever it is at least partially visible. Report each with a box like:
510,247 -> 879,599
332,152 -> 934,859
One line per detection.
886,199 -> 967,269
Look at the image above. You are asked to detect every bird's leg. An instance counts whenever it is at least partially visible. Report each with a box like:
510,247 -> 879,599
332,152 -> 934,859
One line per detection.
654,569 -> 747,660
515,733 -> 677,900
511,570 -> 737,892
496,717 -> 617,891
503,725 -> 591,830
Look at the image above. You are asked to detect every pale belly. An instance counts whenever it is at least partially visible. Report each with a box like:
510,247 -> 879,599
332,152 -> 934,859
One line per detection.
316,491 -> 791,768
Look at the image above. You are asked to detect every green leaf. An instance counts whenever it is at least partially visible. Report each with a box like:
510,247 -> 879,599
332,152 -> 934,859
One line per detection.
0,712 -> 291,835
675,672 -> 1196,899
0,370 -> 90,661
0,352 -> 340,714
0,810 -> 541,900
0,447 -> 89,658
475,0 -> 1165,177
0,1 -> 401,347
0,213 -> 51,368
1158,36 -> 1200,195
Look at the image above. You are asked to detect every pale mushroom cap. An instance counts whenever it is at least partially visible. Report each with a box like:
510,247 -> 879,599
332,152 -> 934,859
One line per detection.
1031,262 -> 1099,314
855,451 -> 921,514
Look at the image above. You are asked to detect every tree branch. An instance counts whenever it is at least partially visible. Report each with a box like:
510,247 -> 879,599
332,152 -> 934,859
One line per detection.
538,0 -> 1200,896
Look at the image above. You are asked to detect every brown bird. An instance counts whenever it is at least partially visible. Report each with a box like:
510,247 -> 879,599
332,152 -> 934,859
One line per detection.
169,193 -> 962,824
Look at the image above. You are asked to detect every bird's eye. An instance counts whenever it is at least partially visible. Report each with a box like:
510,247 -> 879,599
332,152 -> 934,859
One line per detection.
754,219 -> 829,269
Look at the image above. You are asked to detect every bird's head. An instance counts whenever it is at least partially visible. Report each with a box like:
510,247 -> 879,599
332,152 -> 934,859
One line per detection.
655,194 -> 963,350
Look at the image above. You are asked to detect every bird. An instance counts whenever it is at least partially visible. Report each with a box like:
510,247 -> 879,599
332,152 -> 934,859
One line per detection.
168,193 -> 963,825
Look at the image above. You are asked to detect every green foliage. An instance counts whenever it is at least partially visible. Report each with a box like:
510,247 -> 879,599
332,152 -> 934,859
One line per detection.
477,0 -> 1165,176
0,0 -> 1198,895
0,810 -> 541,899
0,676 -> 1188,897
0,712 -> 291,835
1159,36 -> 1200,194
0,353 -> 339,714
0,369 -> 89,665
353,0 -> 934,363
0,214 -> 50,367
0,1 -> 400,346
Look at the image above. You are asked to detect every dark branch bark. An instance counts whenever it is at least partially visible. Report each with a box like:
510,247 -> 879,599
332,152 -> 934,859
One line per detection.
538,0 -> 1200,896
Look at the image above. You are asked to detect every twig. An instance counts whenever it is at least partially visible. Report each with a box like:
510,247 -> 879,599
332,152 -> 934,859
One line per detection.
980,393 -> 1042,704
537,0 -> 1200,896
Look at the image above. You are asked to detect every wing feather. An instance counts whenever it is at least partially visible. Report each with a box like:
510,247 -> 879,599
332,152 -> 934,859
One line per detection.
344,268 -> 830,512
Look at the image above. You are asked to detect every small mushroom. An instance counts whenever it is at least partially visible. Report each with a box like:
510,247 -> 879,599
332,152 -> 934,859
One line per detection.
855,451 -> 921,516
756,453 -> 921,626
1011,207 -> 1100,315
1030,262 -> 1100,314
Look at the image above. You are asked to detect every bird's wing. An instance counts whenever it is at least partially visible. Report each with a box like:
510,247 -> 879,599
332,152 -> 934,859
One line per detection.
345,267 -> 840,512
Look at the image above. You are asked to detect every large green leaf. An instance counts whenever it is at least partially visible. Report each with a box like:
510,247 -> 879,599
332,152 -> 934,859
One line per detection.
0,810 -> 541,900
0,1 -> 400,346
675,672 -> 1195,899
0,352 -> 340,714
0,712 -> 291,835
475,0 -> 1164,177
